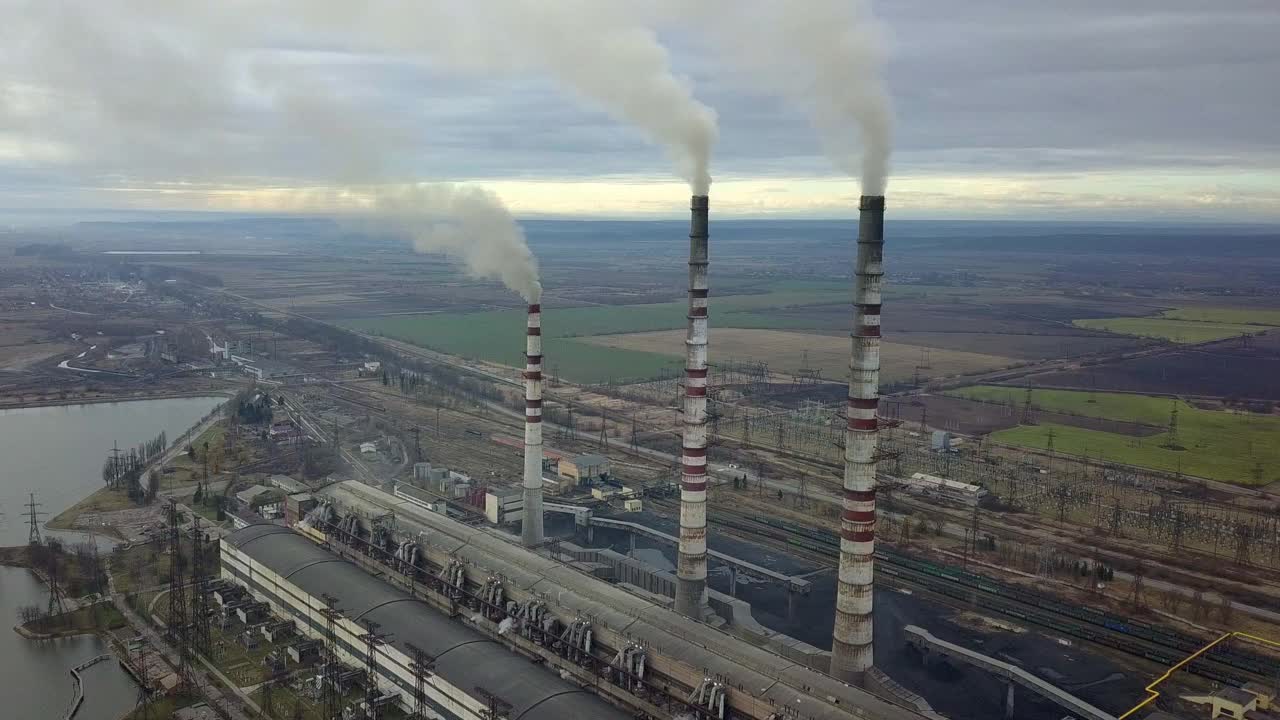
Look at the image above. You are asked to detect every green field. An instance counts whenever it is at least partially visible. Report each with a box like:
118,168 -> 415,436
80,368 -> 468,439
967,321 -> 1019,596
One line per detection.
344,285 -> 848,383
1072,316 -> 1263,343
1161,307 -> 1280,326
951,386 -> 1280,485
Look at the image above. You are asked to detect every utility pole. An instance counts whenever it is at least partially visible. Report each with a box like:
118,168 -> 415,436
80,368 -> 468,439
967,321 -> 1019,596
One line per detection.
24,492 -> 46,546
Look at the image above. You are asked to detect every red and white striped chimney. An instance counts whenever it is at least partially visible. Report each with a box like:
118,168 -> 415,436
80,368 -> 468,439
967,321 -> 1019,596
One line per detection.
831,195 -> 885,682
675,195 -> 710,618
522,303 -> 545,547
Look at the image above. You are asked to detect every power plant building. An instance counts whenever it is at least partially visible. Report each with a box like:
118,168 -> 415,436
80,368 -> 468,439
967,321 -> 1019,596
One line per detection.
220,523 -> 629,720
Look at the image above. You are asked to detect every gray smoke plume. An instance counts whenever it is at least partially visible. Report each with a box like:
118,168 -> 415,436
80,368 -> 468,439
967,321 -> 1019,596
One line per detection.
374,184 -> 542,303
678,0 -> 892,193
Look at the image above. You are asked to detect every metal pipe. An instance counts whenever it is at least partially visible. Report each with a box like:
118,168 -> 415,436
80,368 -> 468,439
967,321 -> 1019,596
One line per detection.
676,194 -> 710,618
831,195 -> 885,683
522,303 -> 545,546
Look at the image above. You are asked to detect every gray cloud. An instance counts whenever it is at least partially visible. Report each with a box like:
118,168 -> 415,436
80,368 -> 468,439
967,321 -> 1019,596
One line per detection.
0,0 -> 1276,216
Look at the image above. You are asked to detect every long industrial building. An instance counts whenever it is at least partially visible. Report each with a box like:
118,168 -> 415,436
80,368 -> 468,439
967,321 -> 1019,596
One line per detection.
221,523 -> 629,720
299,479 -> 930,720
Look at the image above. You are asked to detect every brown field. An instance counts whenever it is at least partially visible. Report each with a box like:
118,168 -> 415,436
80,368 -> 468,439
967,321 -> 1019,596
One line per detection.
580,328 -> 1016,384
910,393 -> 1165,436
1029,331 -> 1280,400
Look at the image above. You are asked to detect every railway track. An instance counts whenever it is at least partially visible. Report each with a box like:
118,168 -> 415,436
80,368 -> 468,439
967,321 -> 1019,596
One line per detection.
646,497 -> 1280,687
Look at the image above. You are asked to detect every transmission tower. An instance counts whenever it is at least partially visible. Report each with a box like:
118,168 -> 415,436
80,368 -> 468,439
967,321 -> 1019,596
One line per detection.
1162,400 -> 1182,450
190,518 -> 212,657
475,686 -> 513,720
45,538 -> 65,619
598,409 -> 609,448
24,492 -> 46,545
1020,383 -> 1035,425
166,500 -> 191,687
406,643 -> 437,719
319,594 -> 344,720
135,643 -> 152,720
412,426 -> 422,462
359,620 -> 392,715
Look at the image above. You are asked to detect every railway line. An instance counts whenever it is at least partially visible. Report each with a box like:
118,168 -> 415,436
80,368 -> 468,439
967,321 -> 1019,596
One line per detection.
647,498 -> 1280,688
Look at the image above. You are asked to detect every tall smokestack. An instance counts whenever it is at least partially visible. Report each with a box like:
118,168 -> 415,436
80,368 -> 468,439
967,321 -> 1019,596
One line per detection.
676,195 -> 710,618
522,303 -> 545,547
831,195 -> 885,683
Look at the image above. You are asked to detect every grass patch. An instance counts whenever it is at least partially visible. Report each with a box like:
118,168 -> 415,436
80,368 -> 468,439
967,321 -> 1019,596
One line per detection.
1160,306 -> 1280,327
47,486 -> 137,532
345,285 -> 848,383
121,691 -> 201,720
1072,317 -> 1263,343
954,386 -> 1280,484
26,602 -> 126,636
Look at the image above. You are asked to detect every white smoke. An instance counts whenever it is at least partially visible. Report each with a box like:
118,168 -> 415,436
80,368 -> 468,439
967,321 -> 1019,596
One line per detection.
294,0 -> 718,193
0,1 -> 545,301
373,184 -> 542,303
676,0 -> 892,193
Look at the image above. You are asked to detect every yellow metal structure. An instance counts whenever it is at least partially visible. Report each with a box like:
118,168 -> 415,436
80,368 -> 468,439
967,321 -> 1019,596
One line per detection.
1119,631 -> 1280,719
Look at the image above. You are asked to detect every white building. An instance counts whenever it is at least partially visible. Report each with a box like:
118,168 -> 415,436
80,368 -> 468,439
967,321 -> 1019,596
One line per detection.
901,472 -> 987,506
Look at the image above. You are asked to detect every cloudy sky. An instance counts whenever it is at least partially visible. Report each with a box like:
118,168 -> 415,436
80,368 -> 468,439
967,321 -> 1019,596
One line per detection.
1,0 -> 1277,220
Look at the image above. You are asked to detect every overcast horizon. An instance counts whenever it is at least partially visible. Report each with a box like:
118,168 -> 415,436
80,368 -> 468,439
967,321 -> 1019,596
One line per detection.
2,1 -> 1278,222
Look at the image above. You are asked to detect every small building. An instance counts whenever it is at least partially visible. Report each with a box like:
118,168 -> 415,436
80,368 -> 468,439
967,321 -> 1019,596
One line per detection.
213,585 -> 247,607
1242,682 -> 1275,710
1183,687 -> 1258,719
485,487 -> 524,525
930,430 -> 952,452
236,485 -> 285,518
260,620 -> 296,643
285,493 -> 318,525
236,601 -> 269,625
559,453 -> 611,486
902,472 -> 987,506
288,639 -> 322,665
269,475 -> 306,495
268,422 -> 298,441
359,442 -> 377,455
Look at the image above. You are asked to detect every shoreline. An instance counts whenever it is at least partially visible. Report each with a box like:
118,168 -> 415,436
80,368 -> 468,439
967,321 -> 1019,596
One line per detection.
0,388 -> 234,412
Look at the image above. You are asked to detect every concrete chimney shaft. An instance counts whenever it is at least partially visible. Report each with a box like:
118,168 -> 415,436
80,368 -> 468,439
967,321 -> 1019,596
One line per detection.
675,195 -> 710,618
831,195 -> 884,682
522,303 -> 545,546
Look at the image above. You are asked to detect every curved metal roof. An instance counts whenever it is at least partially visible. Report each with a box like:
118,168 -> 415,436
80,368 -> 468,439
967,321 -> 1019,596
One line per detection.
224,524 -> 628,720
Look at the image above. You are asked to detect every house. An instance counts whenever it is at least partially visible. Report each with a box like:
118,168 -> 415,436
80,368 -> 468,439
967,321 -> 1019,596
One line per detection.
236,485 -> 285,518
558,453 -> 611,485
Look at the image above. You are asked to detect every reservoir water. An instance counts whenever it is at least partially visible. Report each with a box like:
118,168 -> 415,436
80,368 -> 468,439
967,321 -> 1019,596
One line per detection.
0,396 -> 224,720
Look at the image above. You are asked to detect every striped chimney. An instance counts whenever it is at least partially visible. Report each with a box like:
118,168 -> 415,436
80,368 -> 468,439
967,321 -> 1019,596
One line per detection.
522,303 -> 545,546
831,195 -> 885,682
675,195 -> 710,618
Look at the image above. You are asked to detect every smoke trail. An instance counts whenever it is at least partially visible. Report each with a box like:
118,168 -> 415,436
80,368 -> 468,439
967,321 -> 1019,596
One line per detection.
373,184 -> 542,303
681,0 -> 892,193
297,0 -> 718,193
0,1 -> 544,301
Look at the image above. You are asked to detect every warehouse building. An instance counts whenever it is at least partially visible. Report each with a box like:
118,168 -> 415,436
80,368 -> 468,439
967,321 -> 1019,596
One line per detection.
220,523 -> 628,720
